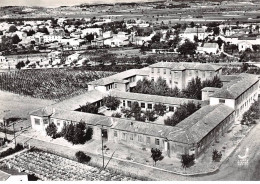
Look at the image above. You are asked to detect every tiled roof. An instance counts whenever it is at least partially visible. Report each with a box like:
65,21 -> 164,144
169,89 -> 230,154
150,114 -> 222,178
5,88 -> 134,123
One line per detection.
109,90 -> 203,106
170,104 -> 234,144
112,119 -> 182,139
184,28 -> 205,34
201,87 -> 220,92
149,62 -> 222,71
210,73 -> 259,99
88,68 -> 150,86
219,75 -> 239,82
50,90 -> 106,111
30,107 -> 53,117
203,43 -> 218,48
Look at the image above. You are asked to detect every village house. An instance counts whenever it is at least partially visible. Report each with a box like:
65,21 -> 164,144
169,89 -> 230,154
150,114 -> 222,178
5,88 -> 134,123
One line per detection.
180,27 -> 208,42
197,43 -> 222,55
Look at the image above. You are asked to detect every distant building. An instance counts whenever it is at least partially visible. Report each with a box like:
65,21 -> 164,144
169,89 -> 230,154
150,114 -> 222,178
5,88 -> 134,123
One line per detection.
197,43 -> 221,55
180,27 -> 208,42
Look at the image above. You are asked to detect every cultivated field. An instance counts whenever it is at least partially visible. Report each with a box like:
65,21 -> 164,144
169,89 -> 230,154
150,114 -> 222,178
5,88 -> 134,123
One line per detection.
0,149 -> 139,181
0,69 -> 115,101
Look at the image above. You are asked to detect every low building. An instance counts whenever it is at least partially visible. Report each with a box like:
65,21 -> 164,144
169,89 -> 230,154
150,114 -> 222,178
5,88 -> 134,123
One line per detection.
197,43 -> 221,55
110,90 -> 203,112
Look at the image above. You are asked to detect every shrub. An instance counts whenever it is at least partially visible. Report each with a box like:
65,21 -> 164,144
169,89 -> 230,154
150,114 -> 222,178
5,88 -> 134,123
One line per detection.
102,95 -> 121,110
0,143 -> 24,159
45,122 -> 57,138
181,154 -> 195,169
111,112 -> 122,118
75,151 -> 91,163
151,148 -> 164,166
212,149 -> 222,162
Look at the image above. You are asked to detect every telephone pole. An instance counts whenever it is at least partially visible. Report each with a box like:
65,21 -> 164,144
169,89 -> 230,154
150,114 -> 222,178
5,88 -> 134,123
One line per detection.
101,125 -> 104,169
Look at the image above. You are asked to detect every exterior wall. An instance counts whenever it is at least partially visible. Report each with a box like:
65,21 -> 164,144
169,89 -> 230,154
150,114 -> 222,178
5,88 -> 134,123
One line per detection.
118,98 -> 177,112
108,128 -> 165,151
95,85 -> 107,93
195,111 -> 235,157
210,97 -> 235,109
30,115 -> 48,134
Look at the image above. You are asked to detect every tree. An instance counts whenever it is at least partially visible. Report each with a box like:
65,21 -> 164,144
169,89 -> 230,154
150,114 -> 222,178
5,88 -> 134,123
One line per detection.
241,63 -> 248,72
190,21 -> 195,28
151,148 -> 164,166
75,151 -> 91,163
146,56 -> 155,65
73,121 -> 87,144
85,33 -> 95,42
9,25 -> 18,33
12,34 -> 21,44
79,103 -> 99,114
103,95 -> 121,110
131,101 -> 141,116
164,102 -> 201,126
177,39 -> 197,56
154,103 -> 165,116
15,61 -> 25,70
45,122 -> 57,138
151,32 -> 162,43
212,149 -> 222,162
144,110 -> 157,121
85,127 -> 93,141
182,77 -> 202,99
111,112 -> 122,118
213,27 -> 220,36
217,37 -> 224,49
63,123 -> 75,144
181,154 -> 195,169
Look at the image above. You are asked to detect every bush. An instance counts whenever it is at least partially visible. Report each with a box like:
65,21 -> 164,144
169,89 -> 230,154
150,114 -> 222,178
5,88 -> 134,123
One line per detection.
181,154 -> 195,169
75,151 -> 91,163
111,112 -> 122,118
45,122 -> 57,138
0,143 -> 24,159
212,149 -> 222,162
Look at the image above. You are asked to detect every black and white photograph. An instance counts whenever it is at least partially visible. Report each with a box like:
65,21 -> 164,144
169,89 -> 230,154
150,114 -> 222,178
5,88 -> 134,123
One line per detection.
0,0 -> 259,181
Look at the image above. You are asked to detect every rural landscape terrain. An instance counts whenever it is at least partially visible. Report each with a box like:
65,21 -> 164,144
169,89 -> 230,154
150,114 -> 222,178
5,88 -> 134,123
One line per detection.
0,0 -> 260,181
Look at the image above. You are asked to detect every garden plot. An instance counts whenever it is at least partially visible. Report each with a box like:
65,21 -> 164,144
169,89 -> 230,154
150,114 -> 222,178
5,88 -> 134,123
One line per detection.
0,150 -> 138,181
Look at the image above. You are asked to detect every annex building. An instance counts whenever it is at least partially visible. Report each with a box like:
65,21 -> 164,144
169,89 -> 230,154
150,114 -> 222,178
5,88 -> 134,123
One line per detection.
29,62 -> 259,158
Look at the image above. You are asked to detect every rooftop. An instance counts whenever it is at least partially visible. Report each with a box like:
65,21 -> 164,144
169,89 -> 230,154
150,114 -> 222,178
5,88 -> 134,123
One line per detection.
202,43 -> 218,48
50,89 -> 106,111
170,104 -> 234,144
149,62 -> 222,71
201,87 -> 220,92
88,68 -> 150,86
109,90 -> 203,106
210,73 -> 259,99
184,27 -> 205,34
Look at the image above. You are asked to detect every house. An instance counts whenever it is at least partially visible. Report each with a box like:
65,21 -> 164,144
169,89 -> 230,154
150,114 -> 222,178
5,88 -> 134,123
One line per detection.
180,27 -> 207,42
197,43 -> 221,55
238,41 -> 253,52
67,53 -> 81,63
81,28 -> 102,37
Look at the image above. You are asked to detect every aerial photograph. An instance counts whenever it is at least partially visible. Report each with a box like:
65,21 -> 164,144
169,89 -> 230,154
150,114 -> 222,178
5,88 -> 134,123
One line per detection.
0,0 -> 259,181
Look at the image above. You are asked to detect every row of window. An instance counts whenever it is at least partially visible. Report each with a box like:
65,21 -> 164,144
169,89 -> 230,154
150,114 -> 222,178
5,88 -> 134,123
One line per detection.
114,131 -> 160,145
122,100 -> 175,111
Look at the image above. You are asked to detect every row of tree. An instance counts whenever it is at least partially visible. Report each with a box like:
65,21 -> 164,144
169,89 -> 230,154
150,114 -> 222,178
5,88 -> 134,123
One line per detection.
46,121 -> 93,145
241,100 -> 259,126
132,76 -> 222,100
164,102 -> 201,126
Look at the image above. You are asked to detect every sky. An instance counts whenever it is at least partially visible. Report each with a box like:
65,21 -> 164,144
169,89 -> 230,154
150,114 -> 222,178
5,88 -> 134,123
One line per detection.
0,0 -> 157,8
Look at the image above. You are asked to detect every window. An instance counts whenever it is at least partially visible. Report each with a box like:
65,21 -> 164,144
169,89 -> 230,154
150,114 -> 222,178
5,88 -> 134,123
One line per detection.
141,102 -> 145,108
43,119 -> 48,124
148,104 -> 152,109
127,101 -> 131,107
174,81 -> 178,84
130,134 -> 133,141
57,122 -> 60,126
123,100 -> 125,107
202,71 -> 205,78
169,106 -> 174,112
155,138 -> 160,145
138,135 -> 143,142
146,137 -> 150,144
122,133 -> 127,140
163,105 -> 167,111
219,99 -> 225,104
151,68 -> 154,73
114,131 -> 118,137
174,72 -> 178,79
195,70 -> 198,76
115,83 -> 117,88
164,68 -> 166,74
151,77 -> 154,82
157,68 -> 160,73
169,80 -> 172,84
35,118 -> 40,125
